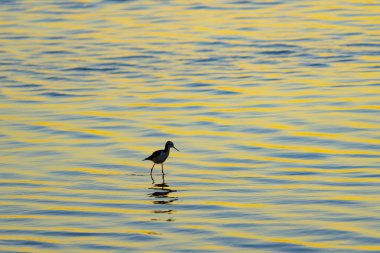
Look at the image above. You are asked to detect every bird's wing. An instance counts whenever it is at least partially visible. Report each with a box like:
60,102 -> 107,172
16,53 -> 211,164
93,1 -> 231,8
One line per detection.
144,150 -> 163,160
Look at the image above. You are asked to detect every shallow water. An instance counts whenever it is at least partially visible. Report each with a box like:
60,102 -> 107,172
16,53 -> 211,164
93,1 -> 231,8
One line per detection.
1,1 -> 380,252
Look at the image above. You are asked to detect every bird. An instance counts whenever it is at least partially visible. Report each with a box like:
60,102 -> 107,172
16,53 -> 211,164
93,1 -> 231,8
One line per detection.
143,141 -> 179,174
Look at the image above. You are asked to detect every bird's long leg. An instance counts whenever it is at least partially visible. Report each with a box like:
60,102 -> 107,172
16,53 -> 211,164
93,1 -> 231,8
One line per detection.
150,163 -> 155,174
150,173 -> 155,184
161,163 -> 164,174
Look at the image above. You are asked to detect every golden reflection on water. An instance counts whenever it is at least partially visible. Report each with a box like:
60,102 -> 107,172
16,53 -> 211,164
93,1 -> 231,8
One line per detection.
1,0 -> 380,252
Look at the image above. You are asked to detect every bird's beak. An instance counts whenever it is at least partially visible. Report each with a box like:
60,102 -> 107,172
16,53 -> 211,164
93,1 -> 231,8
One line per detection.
173,146 -> 180,152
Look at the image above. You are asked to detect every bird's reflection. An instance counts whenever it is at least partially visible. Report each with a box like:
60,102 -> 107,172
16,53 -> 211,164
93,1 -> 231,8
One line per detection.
148,173 -> 178,221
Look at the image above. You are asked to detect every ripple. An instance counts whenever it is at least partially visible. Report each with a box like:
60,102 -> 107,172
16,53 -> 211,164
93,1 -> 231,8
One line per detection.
270,151 -> 328,160
28,209 -> 123,217
1,229 -> 158,241
260,50 -> 296,55
0,239 -> 58,249
39,92 -> 78,97
64,67 -> 119,72
184,82 -> 214,88
4,84 -> 42,89
1,1 -> 380,252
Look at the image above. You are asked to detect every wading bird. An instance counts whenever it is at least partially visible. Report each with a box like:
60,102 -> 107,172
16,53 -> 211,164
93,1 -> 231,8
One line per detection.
143,141 -> 179,174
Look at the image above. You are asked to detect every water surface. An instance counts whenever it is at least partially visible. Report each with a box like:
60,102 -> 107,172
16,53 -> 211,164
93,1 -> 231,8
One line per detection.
1,1 -> 380,252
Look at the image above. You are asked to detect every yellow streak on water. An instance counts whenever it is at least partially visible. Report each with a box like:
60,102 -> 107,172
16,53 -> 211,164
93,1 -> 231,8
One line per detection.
1,0 -> 380,252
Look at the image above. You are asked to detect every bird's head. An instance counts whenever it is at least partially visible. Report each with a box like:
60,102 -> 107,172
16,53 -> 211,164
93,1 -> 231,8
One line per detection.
166,141 -> 179,152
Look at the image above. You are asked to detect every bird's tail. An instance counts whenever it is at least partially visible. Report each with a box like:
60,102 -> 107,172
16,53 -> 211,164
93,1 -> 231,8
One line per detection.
143,154 -> 153,161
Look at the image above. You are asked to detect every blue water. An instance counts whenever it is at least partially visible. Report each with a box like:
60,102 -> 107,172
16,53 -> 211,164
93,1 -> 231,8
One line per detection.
1,1 -> 380,252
